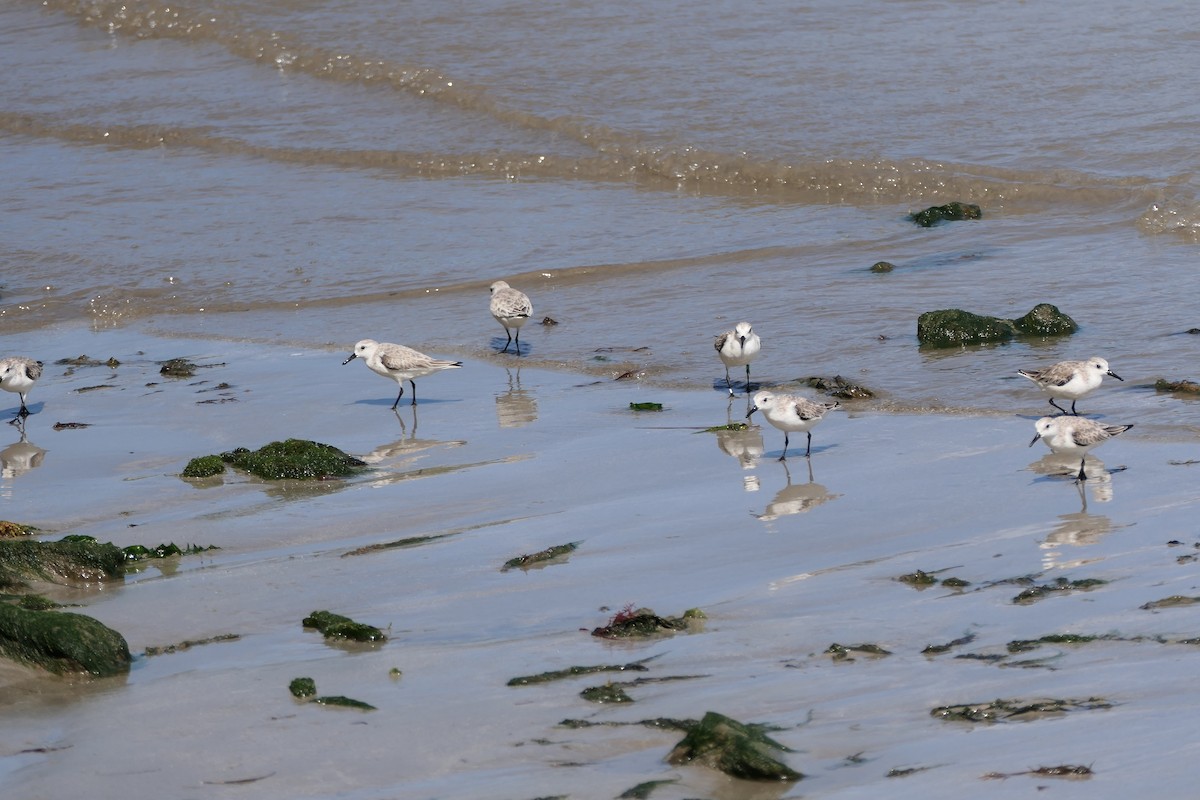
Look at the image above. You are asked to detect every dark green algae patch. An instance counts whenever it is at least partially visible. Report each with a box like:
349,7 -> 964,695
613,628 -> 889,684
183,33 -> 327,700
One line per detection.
302,610 -> 387,643
666,711 -> 803,782
182,439 -> 367,480
0,601 -> 130,676
289,676 -> 375,711
932,697 -> 1112,723
916,303 -> 1077,348
0,536 -> 125,585
502,541 -> 579,571
591,606 -> 705,639
908,201 -> 982,227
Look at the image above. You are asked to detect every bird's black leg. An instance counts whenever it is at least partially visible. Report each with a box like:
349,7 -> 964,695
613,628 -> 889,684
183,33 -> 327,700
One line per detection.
1070,399 -> 1079,416
501,330 -> 512,353
391,385 -> 405,410
778,433 -> 789,461
805,431 -> 813,457
744,364 -> 752,392
514,329 -> 522,356
1048,398 -> 1068,415
409,380 -> 418,407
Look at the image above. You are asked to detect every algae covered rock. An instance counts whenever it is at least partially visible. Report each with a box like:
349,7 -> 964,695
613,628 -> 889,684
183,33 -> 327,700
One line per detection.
909,201 -> 982,227
917,304 -> 1079,347
0,602 -> 131,676
302,610 -> 387,643
917,309 -> 1015,347
181,454 -> 225,478
219,439 -> 367,480
666,711 -> 803,782
1012,303 -> 1078,336
0,537 -> 125,585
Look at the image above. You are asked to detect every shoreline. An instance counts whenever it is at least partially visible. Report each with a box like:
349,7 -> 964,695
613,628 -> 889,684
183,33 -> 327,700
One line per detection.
2,323 -> 1200,798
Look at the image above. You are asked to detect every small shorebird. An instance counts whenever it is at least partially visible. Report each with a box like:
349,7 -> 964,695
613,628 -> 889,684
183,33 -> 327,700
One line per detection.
342,339 -> 462,408
1018,356 -> 1122,416
1029,415 -> 1132,481
746,389 -> 838,460
0,357 -> 43,422
714,321 -> 761,395
489,281 -> 533,355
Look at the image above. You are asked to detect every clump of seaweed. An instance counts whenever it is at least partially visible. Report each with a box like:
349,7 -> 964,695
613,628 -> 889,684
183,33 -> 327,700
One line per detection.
1012,577 -> 1107,605
666,711 -> 803,782
984,765 -> 1093,780
629,402 -> 663,412
908,201 -> 982,227
922,633 -> 977,655
801,375 -> 876,399
144,633 -> 239,657
122,542 -> 220,561
183,439 -> 368,481
1141,595 -> 1200,610
288,676 -> 375,710
508,655 -> 658,686
932,697 -> 1111,723
825,643 -> 891,662
591,605 -> 704,639
581,683 -> 634,704
617,779 -> 678,799
302,610 -> 387,643
502,542 -> 579,571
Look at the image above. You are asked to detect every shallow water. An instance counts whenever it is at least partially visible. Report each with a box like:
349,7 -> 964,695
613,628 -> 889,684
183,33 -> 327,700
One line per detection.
3,1 -> 1200,796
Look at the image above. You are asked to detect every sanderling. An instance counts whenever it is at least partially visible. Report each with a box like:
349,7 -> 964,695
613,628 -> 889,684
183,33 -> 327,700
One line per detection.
489,281 -> 533,355
1029,415 -> 1132,481
342,339 -> 462,408
746,389 -> 839,460
1018,356 -> 1122,416
714,321 -> 761,395
0,357 -> 43,422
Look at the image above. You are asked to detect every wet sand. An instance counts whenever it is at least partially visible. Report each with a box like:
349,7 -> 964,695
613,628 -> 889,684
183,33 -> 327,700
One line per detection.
2,323 -> 1200,799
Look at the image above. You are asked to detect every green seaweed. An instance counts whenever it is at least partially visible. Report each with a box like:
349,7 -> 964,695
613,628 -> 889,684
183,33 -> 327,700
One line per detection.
580,683 -> 633,704
559,717 -> 697,732
896,570 -> 939,587
503,542 -> 579,571
0,603 -> 131,676
181,454 -> 226,478
917,304 -> 1075,347
869,261 -> 895,273
922,633 -> 977,655
801,375 -> 876,399
1012,577 -> 1107,605
289,677 -> 317,698
618,779 -> 679,799
122,542 -> 220,561
908,201 -> 982,227
219,439 -> 367,480
0,538 -> 125,584
159,357 -> 198,377
143,633 -> 239,657
1012,303 -> 1078,336
313,695 -> 376,710
825,643 -> 891,662
932,697 -> 1111,723
302,610 -> 387,643
591,606 -> 703,639
629,402 -> 663,412
507,656 -> 658,686
1154,378 -> 1200,394
666,711 -> 803,782
1141,595 -> 1200,610
1006,634 -> 1101,653
700,423 -> 749,433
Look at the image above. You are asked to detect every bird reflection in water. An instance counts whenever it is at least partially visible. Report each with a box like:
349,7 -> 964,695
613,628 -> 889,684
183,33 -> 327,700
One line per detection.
1030,453 -> 1123,570
715,396 -> 763,491
359,407 -> 466,467
754,459 -> 840,522
495,368 -> 537,429
1,418 -> 46,479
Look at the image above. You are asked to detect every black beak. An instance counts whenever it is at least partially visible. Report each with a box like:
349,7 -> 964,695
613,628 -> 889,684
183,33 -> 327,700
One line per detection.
1028,432 -> 1041,447
746,405 -> 758,420
1108,370 -> 1123,381
342,354 -> 357,365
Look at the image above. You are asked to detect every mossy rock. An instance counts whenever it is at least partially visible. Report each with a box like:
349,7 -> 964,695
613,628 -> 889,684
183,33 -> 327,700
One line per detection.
0,603 -> 131,676
1155,378 -> 1200,395
302,610 -> 387,643
219,439 -> 367,480
666,711 -> 803,782
909,202 -> 982,227
1012,303 -> 1078,336
917,309 -> 1015,347
0,538 -> 125,584
869,261 -> 895,273
0,521 -> 37,539
917,304 -> 1078,348
181,454 -> 226,478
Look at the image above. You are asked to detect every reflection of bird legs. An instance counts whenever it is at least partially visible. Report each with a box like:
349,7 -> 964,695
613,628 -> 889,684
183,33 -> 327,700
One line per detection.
391,406 -> 418,435
1075,479 -> 1087,512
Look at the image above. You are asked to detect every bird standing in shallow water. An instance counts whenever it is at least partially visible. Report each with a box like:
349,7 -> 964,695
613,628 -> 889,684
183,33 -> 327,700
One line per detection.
714,321 -> 761,395
1018,356 -> 1122,416
342,339 -> 462,408
0,357 -> 43,422
489,281 -> 533,355
746,389 -> 838,460
1029,415 -> 1132,482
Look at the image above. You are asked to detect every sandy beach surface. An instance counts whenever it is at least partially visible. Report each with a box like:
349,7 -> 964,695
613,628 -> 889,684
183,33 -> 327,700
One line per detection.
2,323 -> 1199,799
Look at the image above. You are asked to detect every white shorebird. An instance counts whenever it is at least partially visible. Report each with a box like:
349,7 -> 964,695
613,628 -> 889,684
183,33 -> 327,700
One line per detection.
342,339 -> 462,408
714,321 -> 761,395
0,357 -> 43,422
1029,415 -> 1132,481
489,281 -> 533,355
1018,356 -> 1122,416
746,389 -> 839,460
